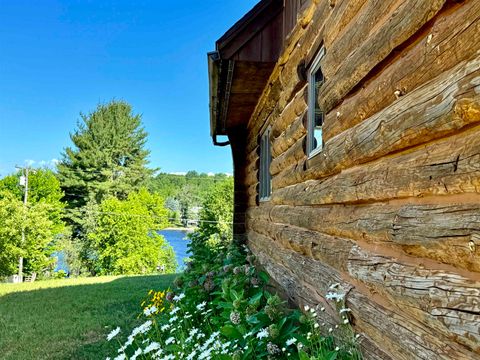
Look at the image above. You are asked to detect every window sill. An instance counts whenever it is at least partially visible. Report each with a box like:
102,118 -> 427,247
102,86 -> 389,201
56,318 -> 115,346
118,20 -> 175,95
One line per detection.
307,146 -> 323,160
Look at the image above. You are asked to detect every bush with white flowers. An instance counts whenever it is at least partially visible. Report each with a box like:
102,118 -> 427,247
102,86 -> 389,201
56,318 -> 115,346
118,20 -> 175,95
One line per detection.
105,231 -> 362,360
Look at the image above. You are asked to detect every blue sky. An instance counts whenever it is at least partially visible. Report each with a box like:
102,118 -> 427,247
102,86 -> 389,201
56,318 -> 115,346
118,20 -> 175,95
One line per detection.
0,0 -> 259,177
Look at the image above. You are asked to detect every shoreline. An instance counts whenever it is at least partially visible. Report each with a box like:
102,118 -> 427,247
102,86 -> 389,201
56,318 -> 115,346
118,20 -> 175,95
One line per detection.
162,227 -> 196,232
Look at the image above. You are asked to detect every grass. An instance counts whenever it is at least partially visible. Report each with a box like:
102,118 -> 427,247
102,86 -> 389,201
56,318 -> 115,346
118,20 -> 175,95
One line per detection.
0,274 -> 175,360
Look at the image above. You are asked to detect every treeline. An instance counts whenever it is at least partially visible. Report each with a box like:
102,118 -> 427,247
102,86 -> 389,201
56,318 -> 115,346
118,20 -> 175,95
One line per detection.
148,171 -> 231,226
0,100 -> 233,280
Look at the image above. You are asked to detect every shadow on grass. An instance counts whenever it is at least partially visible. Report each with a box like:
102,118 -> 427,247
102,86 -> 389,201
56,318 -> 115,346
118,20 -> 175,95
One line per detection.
0,274 -> 177,360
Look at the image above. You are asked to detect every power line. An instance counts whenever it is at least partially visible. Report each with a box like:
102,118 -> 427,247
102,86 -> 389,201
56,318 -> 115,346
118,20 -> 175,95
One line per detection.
54,167 -> 232,181
57,207 -> 240,225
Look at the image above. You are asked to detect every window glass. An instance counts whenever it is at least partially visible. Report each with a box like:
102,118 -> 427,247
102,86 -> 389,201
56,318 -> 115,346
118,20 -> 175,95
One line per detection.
259,128 -> 271,201
308,48 -> 325,155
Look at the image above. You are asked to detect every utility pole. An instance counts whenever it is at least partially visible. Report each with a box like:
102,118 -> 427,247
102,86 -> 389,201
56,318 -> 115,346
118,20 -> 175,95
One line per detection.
16,166 -> 29,283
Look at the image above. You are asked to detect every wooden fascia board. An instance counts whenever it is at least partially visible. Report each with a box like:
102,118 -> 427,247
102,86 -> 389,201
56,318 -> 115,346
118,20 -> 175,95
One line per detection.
217,0 -> 283,59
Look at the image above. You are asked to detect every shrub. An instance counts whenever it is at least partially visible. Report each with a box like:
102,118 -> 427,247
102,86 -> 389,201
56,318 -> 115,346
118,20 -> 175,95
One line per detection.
88,188 -> 177,275
105,229 -> 362,359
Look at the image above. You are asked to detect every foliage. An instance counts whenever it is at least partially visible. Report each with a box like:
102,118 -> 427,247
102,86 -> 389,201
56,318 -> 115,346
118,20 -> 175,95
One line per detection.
0,275 -> 175,360
88,188 -> 177,275
57,100 -> 154,210
0,168 -> 66,234
105,230 -> 362,359
195,177 -> 234,245
57,100 -> 156,272
0,191 -> 58,277
148,172 -> 231,226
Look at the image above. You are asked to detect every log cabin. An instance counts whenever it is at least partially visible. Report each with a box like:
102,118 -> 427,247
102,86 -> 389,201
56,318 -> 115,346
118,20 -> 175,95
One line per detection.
207,0 -> 480,358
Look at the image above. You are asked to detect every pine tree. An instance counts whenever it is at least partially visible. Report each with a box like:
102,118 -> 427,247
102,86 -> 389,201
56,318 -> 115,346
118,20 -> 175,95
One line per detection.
58,100 -> 154,210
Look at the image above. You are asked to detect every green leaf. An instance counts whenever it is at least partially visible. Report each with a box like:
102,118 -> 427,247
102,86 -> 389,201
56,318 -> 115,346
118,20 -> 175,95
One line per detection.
248,290 -> 263,305
218,301 -> 234,309
230,289 -> 241,301
246,314 -> 260,325
327,351 -> 338,360
298,349 -> 311,360
220,325 -> 242,340
258,271 -> 270,283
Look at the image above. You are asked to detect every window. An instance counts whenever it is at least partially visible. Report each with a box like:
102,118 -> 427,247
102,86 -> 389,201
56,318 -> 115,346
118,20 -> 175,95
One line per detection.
307,47 -> 326,156
259,127 -> 272,201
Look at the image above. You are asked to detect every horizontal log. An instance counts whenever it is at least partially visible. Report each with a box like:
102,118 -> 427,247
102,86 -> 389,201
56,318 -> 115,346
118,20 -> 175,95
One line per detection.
271,159 -> 306,190
270,136 -> 306,176
252,239 -> 394,360
248,218 -> 355,273
319,0 -> 446,113
310,55 -> 480,178
246,183 -> 258,198
249,230 -> 478,359
247,195 -> 257,208
348,246 -> 480,352
247,199 -> 480,273
250,221 -> 480,351
245,147 -> 259,166
270,86 -> 307,139
245,1 -> 330,154
322,0 -> 369,52
245,158 -> 259,178
273,55 -> 480,189
271,110 -> 307,158
244,170 -> 258,187
324,0 -> 480,141
321,0 -> 401,79
273,124 -> 480,205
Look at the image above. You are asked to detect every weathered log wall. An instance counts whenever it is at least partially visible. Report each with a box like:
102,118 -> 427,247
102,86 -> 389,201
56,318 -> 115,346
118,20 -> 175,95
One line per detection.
242,0 -> 480,358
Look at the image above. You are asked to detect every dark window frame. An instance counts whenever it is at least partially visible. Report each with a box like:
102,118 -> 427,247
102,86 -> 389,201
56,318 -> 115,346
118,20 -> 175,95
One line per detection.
259,127 -> 272,202
307,46 -> 326,157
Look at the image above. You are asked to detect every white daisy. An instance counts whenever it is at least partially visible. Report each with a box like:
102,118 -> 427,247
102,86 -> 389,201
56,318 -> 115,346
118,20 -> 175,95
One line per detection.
285,338 -> 297,346
256,328 -> 269,339
107,327 -> 120,341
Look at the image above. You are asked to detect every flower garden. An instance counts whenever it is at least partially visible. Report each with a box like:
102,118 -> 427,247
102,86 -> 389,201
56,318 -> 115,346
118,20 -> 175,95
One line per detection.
105,231 -> 363,360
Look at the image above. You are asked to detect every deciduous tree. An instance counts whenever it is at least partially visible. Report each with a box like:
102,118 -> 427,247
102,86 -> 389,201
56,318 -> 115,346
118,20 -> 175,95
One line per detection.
88,188 -> 176,275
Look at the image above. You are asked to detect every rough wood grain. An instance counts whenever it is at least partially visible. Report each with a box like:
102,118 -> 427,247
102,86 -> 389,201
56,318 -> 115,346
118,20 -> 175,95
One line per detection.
271,110 -> 306,157
253,243 -> 394,360
249,220 -> 480,352
249,230 -> 478,359
319,0 -> 446,113
321,0 -> 401,78
272,56 -> 480,189
273,125 -> 480,205
270,136 -> 306,175
324,0 -> 480,142
348,246 -> 480,352
247,200 -> 480,272
271,87 -> 307,138
244,170 -> 259,187
322,0 -> 369,51
245,1 -> 329,153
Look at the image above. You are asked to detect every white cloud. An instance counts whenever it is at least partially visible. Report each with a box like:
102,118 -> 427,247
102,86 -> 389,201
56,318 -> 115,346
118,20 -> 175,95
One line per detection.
23,158 -> 59,169
169,172 -> 187,176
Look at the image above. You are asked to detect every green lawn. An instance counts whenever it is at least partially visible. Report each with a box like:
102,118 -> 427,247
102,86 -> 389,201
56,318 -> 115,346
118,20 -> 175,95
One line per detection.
0,275 -> 175,360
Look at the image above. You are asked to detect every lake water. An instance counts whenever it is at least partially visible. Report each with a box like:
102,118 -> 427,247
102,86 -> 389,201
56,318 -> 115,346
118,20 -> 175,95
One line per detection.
54,229 -> 191,273
159,229 -> 191,270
